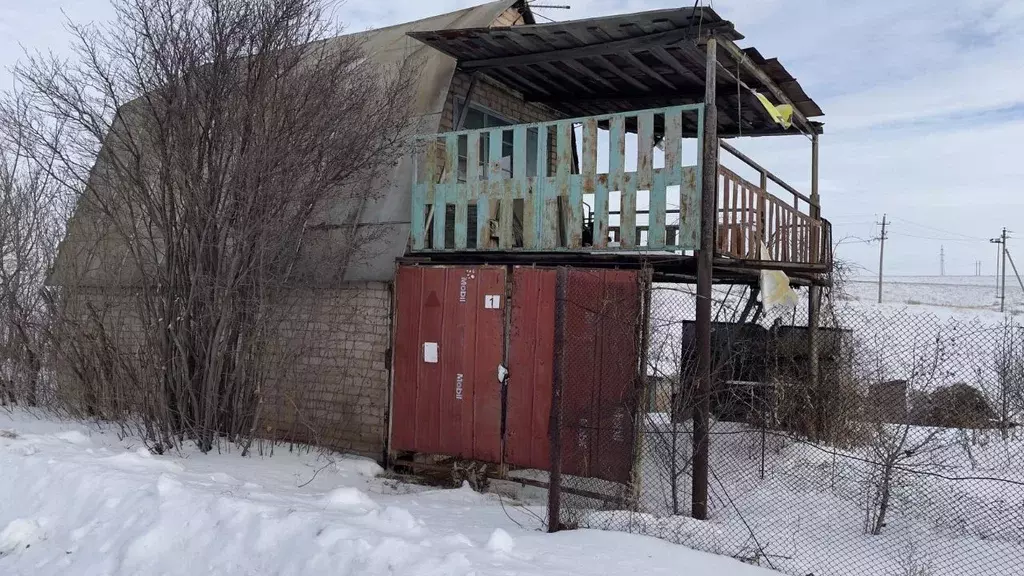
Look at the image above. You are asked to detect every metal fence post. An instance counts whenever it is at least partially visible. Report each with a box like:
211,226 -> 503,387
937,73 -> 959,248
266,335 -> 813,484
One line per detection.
548,266 -> 567,532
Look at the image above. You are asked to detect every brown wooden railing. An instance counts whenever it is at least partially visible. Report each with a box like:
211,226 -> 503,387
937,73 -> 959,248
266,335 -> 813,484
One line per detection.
716,141 -> 830,267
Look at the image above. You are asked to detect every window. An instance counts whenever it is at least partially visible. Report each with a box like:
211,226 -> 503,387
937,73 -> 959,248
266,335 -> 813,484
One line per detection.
456,102 -> 538,182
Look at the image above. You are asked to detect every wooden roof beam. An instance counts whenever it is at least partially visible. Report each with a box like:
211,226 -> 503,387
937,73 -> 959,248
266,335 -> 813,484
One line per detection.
524,89 -> 707,104
622,53 -> 677,91
459,24 -> 729,71
593,55 -> 651,92
715,36 -> 820,135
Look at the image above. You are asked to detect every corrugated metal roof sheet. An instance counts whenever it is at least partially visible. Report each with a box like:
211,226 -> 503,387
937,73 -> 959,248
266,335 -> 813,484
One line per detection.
408,6 -> 822,137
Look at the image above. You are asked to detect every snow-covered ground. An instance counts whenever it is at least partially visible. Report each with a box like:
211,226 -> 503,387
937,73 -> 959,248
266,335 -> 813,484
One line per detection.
615,419 -> 1024,576
848,275 -> 1024,316
0,409 -> 781,576
631,275 -> 1024,575
2,276 -> 1021,576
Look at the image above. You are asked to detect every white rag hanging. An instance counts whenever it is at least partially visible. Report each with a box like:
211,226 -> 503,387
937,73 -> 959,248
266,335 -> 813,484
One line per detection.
757,241 -> 799,310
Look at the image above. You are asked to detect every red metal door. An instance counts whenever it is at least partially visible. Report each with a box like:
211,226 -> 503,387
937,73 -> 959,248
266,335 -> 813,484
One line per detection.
391,265 -> 505,463
505,267 -> 556,470
559,269 -> 642,484
505,267 -> 642,485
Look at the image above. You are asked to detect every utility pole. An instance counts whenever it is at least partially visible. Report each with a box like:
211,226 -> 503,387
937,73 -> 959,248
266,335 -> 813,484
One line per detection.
1002,228 -> 1009,313
940,245 -> 945,276
991,228 -> 1009,312
995,238 -> 1002,298
877,214 -> 887,304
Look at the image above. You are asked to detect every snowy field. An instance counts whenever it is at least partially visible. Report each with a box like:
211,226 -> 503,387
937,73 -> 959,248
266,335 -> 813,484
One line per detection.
0,409 -> 780,576
847,275 -> 1024,316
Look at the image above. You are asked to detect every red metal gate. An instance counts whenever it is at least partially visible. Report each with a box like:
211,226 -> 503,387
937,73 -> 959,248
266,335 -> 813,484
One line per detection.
391,265 -> 505,462
558,269 -> 642,484
504,267 -> 556,471
391,264 -> 643,485
505,267 -> 642,484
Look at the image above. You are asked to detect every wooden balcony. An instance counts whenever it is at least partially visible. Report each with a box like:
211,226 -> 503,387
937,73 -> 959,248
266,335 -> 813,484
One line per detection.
409,105 -> 830,272
716,142 -> 831,269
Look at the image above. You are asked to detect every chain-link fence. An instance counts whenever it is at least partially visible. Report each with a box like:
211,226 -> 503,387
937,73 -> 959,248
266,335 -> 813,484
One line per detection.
548,279 -> 1024,576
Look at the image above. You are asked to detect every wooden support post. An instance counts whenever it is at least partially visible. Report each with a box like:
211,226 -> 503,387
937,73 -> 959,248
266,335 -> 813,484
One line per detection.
692,36 -> 718,522
455,73 -> 480,130
808,133 -> 822,439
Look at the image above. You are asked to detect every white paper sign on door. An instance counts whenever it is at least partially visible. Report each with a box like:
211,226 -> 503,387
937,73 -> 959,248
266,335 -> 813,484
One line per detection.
484,295 -> 501,309
423,342 -> 438,363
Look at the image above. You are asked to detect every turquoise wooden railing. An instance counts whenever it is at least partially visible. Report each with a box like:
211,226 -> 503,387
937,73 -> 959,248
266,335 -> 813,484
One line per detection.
410,104 -> 705,252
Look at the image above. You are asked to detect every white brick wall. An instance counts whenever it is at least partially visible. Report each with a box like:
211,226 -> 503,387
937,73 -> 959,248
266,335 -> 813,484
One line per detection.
59,282 -> 394,459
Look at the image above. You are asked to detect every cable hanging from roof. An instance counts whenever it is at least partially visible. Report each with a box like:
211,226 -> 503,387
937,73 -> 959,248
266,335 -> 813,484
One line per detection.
715,58 -> 815,141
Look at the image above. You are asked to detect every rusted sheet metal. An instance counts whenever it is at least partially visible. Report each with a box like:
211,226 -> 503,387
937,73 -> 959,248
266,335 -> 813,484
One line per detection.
504,267 -> 642,484
558,269 -> 642,485
392,265 -> 505,462
505,267 -> 556,470
394,264 -> 643,484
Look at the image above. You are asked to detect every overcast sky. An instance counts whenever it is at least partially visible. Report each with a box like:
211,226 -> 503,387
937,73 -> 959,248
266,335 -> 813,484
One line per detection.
3,0 -> 1023,277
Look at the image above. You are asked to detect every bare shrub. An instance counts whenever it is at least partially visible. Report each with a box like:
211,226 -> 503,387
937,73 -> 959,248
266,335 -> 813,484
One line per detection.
0,100 -> 65,408
9,0 -> 413,451
861,334 -> 951,536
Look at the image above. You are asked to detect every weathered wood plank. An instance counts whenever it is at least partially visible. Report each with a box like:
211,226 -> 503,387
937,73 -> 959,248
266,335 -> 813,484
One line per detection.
449,134 -> 468,250
483,129 -> 504,249
431,139 -> 446,250
609,115 -> 626,247
513,126 -> 528,250
534,125 -> 549,248
467,132 -> 481,249
581,118 -> 598,248
719,173 -> 730,256
494,128 -> 514,249
639,111 -> 664,249
619,116 -> 637,249
562,122 -> 582,248
663,107 -> 682,248
680,165 -> 699,249
733,172 -> 741,258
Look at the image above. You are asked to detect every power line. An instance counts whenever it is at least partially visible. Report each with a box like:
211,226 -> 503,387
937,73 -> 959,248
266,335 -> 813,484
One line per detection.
887,232 -> 986,243
888,216 -> 987,241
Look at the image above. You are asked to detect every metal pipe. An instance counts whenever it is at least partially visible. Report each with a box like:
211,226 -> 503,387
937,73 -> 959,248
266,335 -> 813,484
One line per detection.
547,267 -> 567,532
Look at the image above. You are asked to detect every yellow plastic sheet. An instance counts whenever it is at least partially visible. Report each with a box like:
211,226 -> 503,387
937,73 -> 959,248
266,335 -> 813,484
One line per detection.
754,92 -> 793,129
